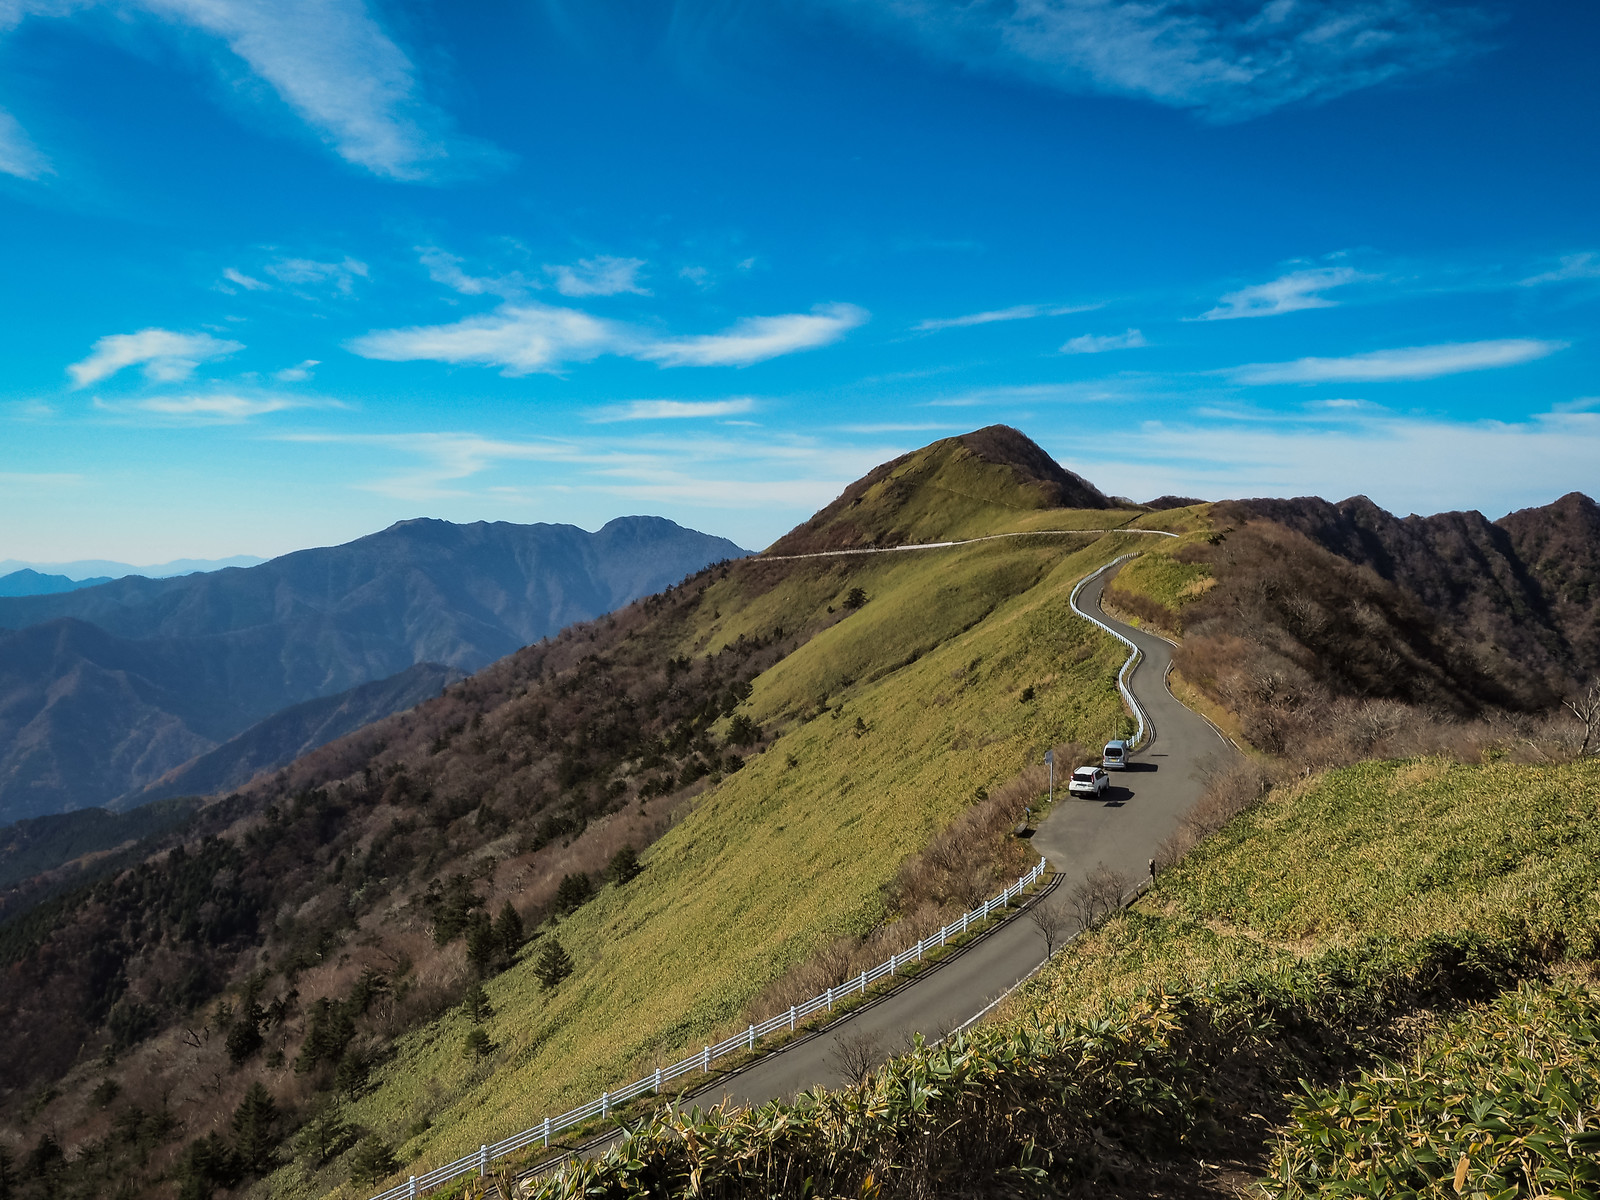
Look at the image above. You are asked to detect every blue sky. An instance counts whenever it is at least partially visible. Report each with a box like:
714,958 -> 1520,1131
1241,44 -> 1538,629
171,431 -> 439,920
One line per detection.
1,0 -> 1596,561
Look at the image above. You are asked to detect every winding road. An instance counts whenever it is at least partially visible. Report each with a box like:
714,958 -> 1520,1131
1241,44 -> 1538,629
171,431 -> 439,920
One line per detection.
405,550 -> 1239,1197
689,557 -> 1234,1106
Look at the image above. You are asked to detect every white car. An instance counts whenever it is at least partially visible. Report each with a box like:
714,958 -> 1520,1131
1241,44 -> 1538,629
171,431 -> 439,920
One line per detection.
1067,766 -> 1110,798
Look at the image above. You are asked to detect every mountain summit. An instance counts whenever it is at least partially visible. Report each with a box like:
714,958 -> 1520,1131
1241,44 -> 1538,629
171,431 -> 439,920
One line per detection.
768,425 -> 1110,555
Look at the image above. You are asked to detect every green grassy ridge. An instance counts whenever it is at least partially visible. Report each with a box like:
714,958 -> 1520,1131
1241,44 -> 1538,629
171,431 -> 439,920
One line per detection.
522,754 -> 1600,1199
305,526 -> 1146,1198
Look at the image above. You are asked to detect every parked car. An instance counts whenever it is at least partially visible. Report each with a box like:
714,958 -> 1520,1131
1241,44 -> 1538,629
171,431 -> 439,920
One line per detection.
1102,739 -> 1132,770
1068,766 -> 1110,797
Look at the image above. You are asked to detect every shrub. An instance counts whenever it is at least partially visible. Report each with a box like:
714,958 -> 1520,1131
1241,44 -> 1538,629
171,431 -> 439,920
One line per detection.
606,846 -> 641,886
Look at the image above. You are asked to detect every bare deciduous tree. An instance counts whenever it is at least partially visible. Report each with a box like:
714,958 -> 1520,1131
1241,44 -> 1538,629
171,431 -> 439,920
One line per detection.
829,1030 -> 883,1087
1068,863 -> 1130,933
1028,899 -> 1071,958
1563,678 -> 1600,758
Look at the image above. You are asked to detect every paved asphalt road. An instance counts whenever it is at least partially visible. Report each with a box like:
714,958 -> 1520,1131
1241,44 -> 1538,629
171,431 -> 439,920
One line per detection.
692,562 -> 1236,1107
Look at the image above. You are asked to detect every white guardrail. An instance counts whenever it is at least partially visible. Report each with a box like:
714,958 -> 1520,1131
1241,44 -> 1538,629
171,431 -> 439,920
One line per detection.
370,854 -> 1049,1200
1068,554 -> 1150,749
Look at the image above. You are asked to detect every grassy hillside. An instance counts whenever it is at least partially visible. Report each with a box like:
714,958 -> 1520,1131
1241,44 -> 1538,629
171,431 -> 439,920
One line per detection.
299,526 -> 1160,1197
539,754 -> 1600,1198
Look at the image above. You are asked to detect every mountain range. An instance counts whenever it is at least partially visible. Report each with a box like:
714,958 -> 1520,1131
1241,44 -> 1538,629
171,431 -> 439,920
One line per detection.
0,516 -> 746,823
0,554 -> 265,583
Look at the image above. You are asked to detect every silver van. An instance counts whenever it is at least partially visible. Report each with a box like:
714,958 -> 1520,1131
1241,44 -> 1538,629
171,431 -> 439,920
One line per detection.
1102,739 -> 1131,770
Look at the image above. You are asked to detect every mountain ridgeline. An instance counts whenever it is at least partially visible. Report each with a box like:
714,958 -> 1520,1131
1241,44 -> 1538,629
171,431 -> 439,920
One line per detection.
1221,491 -> 1600,700
0,516 -> 747,822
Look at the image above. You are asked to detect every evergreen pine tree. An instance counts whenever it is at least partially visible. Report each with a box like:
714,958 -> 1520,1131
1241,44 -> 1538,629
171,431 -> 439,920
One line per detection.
462,1026 -> 493,1058
293,1097 -> 353,1167
348,1135 -> 398,1186
534,938 -> 574,991
230,1081 -> 279,1176
334,1049 -> 370,1099
492,900 -> 524,956
554,872 -> 593,915
177,1132 -> 241,1200
465,911 -> 498,977
348,966 -> 389,1015
461,981 -> 494,1023
225,1003 -> 263,1066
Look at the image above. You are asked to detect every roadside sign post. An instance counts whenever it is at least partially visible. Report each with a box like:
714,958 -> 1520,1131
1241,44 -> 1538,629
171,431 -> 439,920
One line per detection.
1044,748 -> 1054,805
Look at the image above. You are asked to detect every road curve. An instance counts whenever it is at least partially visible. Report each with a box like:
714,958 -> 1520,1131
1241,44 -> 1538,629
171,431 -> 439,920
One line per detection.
691,559 -> 1234,1107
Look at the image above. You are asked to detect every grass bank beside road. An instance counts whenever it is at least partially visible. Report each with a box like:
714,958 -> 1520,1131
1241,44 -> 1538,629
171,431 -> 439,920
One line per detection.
531,755 -> 1600,1199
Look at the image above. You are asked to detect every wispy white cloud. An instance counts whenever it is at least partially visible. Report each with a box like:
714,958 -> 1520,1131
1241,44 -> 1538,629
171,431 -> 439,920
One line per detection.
545,255 -> 649,297
638,303 -> 868,367
1062,327 -> 1146,354
1,0 -> 497,182
220,266 -> 270,292
1197,266 -> 1368,320
138,0 -> 493,179
1520,253 -> 1600,287
926,378 -> 1161,407
68,328 -> 244,387
349,301 -> 869,374
1230,338 -> 1567,385
265,255 -> 368,294
589,398 -> 758,423
0,105 -> 51,179
122,392 -> 308,421
418,247 -> 530,299
914,302 -> 1100,332
348,303 -> 621,376
274,359 -> 319,382
822,0 -> 1487,121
